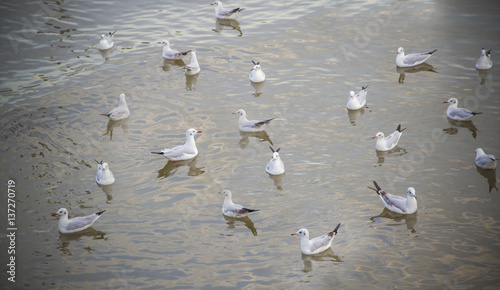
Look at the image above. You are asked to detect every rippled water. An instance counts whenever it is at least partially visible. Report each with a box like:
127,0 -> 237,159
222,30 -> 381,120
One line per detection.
1,0 -> 500,288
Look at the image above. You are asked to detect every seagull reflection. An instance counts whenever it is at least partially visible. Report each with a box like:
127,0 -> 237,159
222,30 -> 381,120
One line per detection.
268,173 -> 284,190
222,214 -> 257,236
370,208 -> 418,233
300,249 -> 343,273
396,63 -> 437,84
157,157 -> 205,179
161,59 -> 186,72
477,68 -> 491,85
185,73 -> 199,91
101,118 -> 129,140
56,228 -> 107,255
375,146 -> 407,166
346,108 -> 366,126
97,183 -> 114,202
238,130 -> 273,149
251,81 -> 265,97
212,18 -> 242,36
475,166 -> 498,192
443,118 -> 479,139
99,48 -> 114,61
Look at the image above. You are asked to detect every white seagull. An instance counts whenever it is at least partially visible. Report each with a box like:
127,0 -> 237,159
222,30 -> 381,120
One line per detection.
233,109 -> 275,132
151,129 -> 202,161
95,160 -> 115,185
372,124 -> 406,151
100,93 -> 130,121
249,60 -> 266,83
396,47 -> 437,67
443,98 -> 482,121
368,181 -> 417,214
475,148 -> 497,169
52,208 -> 106,234
292,223 -> 341,255
346,85 -> 368,110
476,48 -> 493,70
266,146 -> 285,175
220,189 -> 259,218
158,40 -> 191,60
211,1 -> 245,20
185,51 -> 201,75
98,30 -> 116,51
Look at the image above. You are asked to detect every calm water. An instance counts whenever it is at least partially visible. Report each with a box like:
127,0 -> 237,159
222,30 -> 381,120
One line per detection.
1,0 -> 500,288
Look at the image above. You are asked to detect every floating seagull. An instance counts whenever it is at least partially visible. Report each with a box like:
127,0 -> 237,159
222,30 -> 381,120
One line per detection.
443,98 -> 482,121
396,47 -> 437,67
476,48 -> 493,70
220,189 -> 259,218
346,85 -> 368,110
372,124 -> 406,151
52,208 -> 106,234
211,1 -> 245,20
185,51 -> 201,75
158,40 -> 191,60
151,129 -> 202,161
266,146 -> 285,175
367,181 -> 417,214
100,93 -> 130,121
98,30 -> 116,51
249,60 -> 265,83
95,159 -> 115,185
233,109 -> 275,132
291,223 -> 341,255
475,148 -> 497,169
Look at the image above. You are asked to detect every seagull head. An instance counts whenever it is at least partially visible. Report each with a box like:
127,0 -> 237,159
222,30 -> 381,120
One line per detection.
349,91 -> 355,99
211,1 -> 221,6
101,162 -> 110,171
233,109 -> 246,116
251,64 -> 261,71
187,128 -> 202,137
373,132 -> 384,139
443,98 -> 457,105
158,40 -> 170,46
272,152 -> 280,161
100,34 -> 106,39
407,187 -> 416,199
219,189 -> 232,199
475,148 -> 485,157
52,208 -> 68,217
397,47 -> 404,55
291,228 -> 309,237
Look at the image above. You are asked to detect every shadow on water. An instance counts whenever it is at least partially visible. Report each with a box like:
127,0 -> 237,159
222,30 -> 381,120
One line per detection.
346,107 -> 367,126
396,63 -> 437,84
99,47 -> 115,61
101,118 -> 129,140
97,183 -> 114,203
300,248 -> 343,273
222,214 -> 257,236
56,228 -> 107,256
185,73 -> 199,91
238,130 -> 273,149
212,19 -> 242,36
157,157 -> 205,179
370,208 -> 418,233
475,166 -> 498,193
161,59 -> 187,72
443,118 -> 479,139
268,173 -> 284,191
250,81 -> 265,97
476,68 -> 491,85
375,146 -> 407,166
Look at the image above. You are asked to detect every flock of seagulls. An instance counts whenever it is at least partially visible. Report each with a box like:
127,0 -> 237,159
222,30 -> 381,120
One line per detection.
51,2 -> 497,257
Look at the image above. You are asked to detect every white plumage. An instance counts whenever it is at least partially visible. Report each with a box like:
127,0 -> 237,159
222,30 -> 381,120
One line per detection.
368,181 -> 417,214
233,109 -> 275,132
292,223 -> 341,255
475,148 -> 497,169
373,124 -> 406,151
220,189 -> 259,218
52,208 -> 106,234
346,85 -> 368,110
211,1 -> 245,20
396,47 -> 437,67
475,48 -> 492,70
98,30 -> 116,51
443,98 -> 482,121
266,146 -> 285,175
100,93 -> 130,121
151,129 -> 202,161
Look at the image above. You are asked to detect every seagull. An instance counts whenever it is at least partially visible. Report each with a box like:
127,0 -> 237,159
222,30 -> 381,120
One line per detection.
266,146 -> 285,175
396,47 -> 437,67
291,223 -> 341,255
52,208 -> 106,234
95,159 -> 115,185
151,129 -> 202,161
185,51 -> 201,75
233,109 -> 275,132
100,93 -> 130,121
158,40 -> 191,60
98,30 -> 116,51
367,181 -> 417,214
372,124 -> 406,151
476,48 -> 493,70
475,148 -> 497,169
220,189 -> 259,218
443,98 -> 482,121
346,85 -> 368,110
249,60 -> 265,83
211,1 -> 245,20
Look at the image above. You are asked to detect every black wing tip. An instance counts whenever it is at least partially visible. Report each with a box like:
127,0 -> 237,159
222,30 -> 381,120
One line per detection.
333,223 -> 341,234
151,152 -> 164,155
100,113 -> 111,117
110,30 -> 117,35
96,210 -> 106,215
244,208 -> 259,213
373,181 -> 382,191
362,85 -> 369,90
397,124 -> 407,133
252,60 -> 259,65
182,50 -> 192,55
487,49 -> 492,55
269,146 -> 275,152
472,112 -> 483,115
428,49 -> 438,55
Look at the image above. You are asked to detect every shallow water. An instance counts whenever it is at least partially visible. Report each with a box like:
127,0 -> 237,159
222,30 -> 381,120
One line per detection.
1,0 -> 500,288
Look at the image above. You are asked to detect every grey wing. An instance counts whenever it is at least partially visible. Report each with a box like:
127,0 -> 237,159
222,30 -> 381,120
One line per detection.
66,215 -> 96,231
450,108 -> 473,119
220,7 -> 240,16
357,90 -> 367,104
477,155 -> 495,167
383,193 -> 407,212
384,131 -> 401,148
403,53 -> 429,65
309,234 -> 332,251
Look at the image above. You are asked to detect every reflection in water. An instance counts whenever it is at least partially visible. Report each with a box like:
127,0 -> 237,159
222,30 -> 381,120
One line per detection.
212,19 -> 242,36
346,108 -> 366,126
443,118 -> 479,139
56,228 -> 107,256
268,173 -> 284,190
161,59 -> 186,71
370,208 -> 418,233
475,166 -> 498,193
222,214 -> 257,236
101,118 -> 129,140
251,81 -> 265,97
238,130 -> 273,149
300,248 -> 343,273
185,73 -> 199,91
157,157 -> 205,179
396,63 -> 437,84
375,146 -> 407,166
97,183 -> 114,202
477,69 -> 491,85
99,48 -> 114,61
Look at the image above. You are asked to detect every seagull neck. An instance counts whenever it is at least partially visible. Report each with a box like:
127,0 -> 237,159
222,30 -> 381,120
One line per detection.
185,135 -> 197,148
